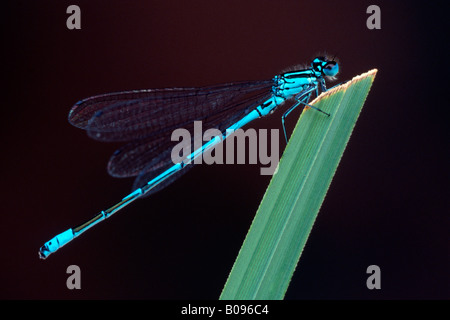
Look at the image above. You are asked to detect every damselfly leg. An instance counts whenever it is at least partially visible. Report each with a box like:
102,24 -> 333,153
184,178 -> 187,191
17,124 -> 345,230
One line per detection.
281,86 -> 330,143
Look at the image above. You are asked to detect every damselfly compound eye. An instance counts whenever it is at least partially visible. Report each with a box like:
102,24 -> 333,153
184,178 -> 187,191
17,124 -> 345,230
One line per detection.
323,62 -> 339,77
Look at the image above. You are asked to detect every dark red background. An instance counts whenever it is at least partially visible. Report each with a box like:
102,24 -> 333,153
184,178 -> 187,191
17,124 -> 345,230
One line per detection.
1,1 -> 448,299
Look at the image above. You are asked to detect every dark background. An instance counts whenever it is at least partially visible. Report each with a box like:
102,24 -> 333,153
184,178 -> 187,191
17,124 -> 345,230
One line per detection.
1,1 -> 448,299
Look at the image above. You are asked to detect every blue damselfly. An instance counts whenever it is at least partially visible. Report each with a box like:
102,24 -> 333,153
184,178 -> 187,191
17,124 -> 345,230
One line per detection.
39,56 -> 339,259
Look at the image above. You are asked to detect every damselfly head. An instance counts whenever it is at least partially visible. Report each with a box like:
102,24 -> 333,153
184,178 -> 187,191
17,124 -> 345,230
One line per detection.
311,56 -> 339,78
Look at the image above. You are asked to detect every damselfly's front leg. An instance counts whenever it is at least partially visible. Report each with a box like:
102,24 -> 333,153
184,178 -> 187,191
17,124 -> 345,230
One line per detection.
281,86 -> 330,143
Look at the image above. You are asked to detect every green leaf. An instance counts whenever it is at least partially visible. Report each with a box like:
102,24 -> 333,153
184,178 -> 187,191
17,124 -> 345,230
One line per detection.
220,69 -> 378,300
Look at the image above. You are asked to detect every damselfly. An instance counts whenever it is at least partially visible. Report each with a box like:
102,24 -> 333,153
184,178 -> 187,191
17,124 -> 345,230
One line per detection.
39,56 -> 339,259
